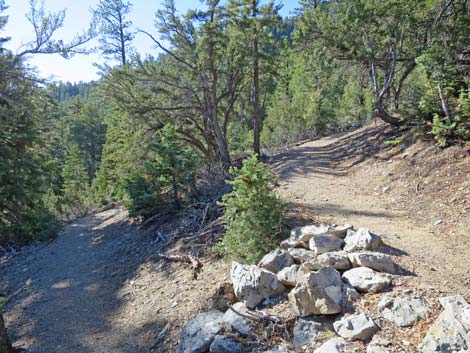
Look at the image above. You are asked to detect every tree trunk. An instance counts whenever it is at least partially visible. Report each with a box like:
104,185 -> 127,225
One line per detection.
0,313 -> 14,353
437,79 -> 452,125
252,1 -> 261,157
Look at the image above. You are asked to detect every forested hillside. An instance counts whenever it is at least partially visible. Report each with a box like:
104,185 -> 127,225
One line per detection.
1,0 -> 469,246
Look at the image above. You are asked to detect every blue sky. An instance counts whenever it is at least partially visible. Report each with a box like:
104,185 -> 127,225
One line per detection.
3,0 -> 299,83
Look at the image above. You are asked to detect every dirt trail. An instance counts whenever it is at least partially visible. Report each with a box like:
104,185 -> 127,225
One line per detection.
0,209 -> 161,353
1,125 -> 469,353
270,126 -> 470,298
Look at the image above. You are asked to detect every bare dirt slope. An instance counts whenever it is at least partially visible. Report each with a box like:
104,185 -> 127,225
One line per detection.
270,124 -> 470,297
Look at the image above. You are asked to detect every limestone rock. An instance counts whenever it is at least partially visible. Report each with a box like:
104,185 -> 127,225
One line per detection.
309,235 -> 343,255
288,248 -> 317,263
342,284 -> 360,311
231,262 -> 285,309
223,302 -> 250,335
342,267 -> 391,293
281,223 -> 337,249
177,310 -> 224,353
348,252 -> 395,274
343,228 -> 382,252
277,265 -> 302,286
378,296 -> 428,327
328,224 -> 353,238
258,248 -> 294,273
314,338 -> 346,353
210,335 -> 242,353
419,296 -> 470,353
293,316 -> 335,348
304,251 -> 351,271
334,313 -> 378,342
289,268 -> 343,316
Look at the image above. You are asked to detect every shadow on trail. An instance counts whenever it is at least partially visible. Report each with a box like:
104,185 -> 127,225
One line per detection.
1,210 -> 172,353
271,125 -> 402,180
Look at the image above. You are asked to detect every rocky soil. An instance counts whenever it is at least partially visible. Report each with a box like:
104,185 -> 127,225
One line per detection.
1,124 -> 469,353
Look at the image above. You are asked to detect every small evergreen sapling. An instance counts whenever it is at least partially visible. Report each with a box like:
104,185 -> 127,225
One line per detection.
217,156 -> 285,264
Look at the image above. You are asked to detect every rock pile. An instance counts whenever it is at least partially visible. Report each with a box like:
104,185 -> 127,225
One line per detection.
177,222 -> 469,353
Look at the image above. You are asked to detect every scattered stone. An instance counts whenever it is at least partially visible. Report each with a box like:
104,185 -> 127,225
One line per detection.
292,223 -> 332,241
231,262 -> 285,308
348,252 -> 396,274
367,336 -> 392,353
314,338 -> 346,353
309,235 -> 343,255
419,296 -> 470,352
177,310 -> 224,353
343,228 -> 383,252
277,265 -> 302,286
433,219 -> 443,226
210,335 -> 242,353
288,248 -> 317,263
258,248 -> 294,273
304,251 -> 351,271
378,296 -> 428,327
223,302 -> 250,335
293,316 -> 335,348
289,268 -> 343,316
334,313 -> 378,342
342,267 -> 391,293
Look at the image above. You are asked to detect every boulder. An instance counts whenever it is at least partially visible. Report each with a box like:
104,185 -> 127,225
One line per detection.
419,296 -> 470,353
281,223 -> 337,249
223,302 -> 250,335
306,267 -> 343,288
293,316 -> 335,348
304,251 -> 352,271
348,252 -> 395,274
289,268 -> 343,316
309,235 -> 343,255
378,296 -> 428,327
288,248 -> 317,263
258,248 -> 294,273
343,228 -> 382,252
314,338 -> 346,353
210,335 -> 242,353
333,313 -> 378,342
328,224 -> 353,238
177,310 -> 224,353
277,265 -> 303,286
342,284 -> 360,311
231,262 -> 285,309
342,267 -> 391,293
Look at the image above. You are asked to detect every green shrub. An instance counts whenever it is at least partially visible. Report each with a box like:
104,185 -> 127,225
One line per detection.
216,156 -> 285,264
125,124 -> 200,218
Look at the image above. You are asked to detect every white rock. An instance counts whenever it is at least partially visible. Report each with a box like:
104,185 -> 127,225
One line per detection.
289,268 -> 343,316
288,248 -> 317,263
293,316 -> 335,348
343,228 -> 383,252
230,262 -> 285,309
378,296 -> 428,327
304,251 -> 352,271
348,251 -> 396,273
258,248 -> 294,273
291,223 -> 332,241
314,338 -> 346,353
309,235 -> 343,255
334,313 -> 378,341
223,302 -> 250,335
419,296 -> 470,352
329,224 -> 353,238
277,265 -> 302,286
342,267 -> 391,293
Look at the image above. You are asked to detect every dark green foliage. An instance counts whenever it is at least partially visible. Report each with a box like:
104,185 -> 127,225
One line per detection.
217,156 -> 285,264
125,124 -> 200,218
